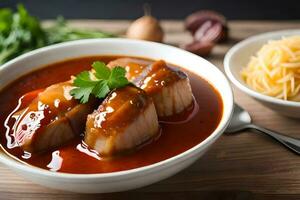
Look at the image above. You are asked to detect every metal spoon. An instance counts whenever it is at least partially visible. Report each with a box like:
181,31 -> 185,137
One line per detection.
226,104 -> 300,155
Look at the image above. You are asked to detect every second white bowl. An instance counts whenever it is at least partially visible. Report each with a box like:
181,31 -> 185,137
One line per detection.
224,29 -> 300,118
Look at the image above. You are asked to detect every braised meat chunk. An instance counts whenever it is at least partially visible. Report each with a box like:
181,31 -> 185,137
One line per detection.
10,81 -> 97,152
108,58 -> 194,117
84,86 -> 159,156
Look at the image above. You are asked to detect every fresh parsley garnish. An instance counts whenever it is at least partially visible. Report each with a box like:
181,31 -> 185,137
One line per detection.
70,61 -> 130,103
0,5 -> 115,65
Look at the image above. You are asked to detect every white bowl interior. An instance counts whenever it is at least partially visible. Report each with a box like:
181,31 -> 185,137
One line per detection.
0,39 -> 233,192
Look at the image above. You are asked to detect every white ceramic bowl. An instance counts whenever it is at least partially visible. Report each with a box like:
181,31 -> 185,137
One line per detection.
0,38 -> 233,193
224,29 -> 300,118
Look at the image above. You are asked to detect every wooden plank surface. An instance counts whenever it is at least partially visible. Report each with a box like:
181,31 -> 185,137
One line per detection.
2,20 -> 300,200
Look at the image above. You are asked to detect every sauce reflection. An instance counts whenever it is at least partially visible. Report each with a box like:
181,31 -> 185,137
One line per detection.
76,141 -> 101,160
47,150 -> 63,172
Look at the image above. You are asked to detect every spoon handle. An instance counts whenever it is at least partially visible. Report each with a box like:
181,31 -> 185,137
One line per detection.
247,124 -> 300,155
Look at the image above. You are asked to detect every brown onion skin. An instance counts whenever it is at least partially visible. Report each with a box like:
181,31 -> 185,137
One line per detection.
126,16 -> 164,42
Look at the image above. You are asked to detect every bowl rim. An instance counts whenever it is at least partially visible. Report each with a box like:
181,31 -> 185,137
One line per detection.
0,38 -> 234,180
224,29 -> 300,107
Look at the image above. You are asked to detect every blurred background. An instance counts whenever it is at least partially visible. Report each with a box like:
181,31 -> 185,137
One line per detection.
1,0 -> 300,20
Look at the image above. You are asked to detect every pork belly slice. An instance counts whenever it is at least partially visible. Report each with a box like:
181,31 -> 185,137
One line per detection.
107,58 -> 194,117
84,86 -> 159,157
11,81 -> 97,152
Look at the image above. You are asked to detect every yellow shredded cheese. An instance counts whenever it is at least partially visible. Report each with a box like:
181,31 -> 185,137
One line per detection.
241,35 -> 300,101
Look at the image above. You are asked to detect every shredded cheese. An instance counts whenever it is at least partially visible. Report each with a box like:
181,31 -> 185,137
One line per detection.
241,35 -> 300,101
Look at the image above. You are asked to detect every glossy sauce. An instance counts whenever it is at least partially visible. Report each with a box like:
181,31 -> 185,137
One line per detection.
0,56 -> 223,174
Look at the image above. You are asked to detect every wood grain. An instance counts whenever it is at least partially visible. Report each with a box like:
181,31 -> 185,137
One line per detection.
2,20 -> 300,200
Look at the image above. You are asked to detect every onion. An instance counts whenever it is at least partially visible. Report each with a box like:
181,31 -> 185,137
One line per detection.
126,5 -> 164,42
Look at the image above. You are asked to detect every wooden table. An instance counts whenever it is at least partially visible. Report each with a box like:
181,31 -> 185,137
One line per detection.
2,20 -> 300,200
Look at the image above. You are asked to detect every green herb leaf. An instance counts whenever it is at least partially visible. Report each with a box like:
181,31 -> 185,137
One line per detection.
92,80 -> 110,98
70,61 -> 130,103
92,61 -> 111,80
108,67 -> 129,89
0,4 -> 46,64
70,87 -> 93,104
73,71 -> 97,87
